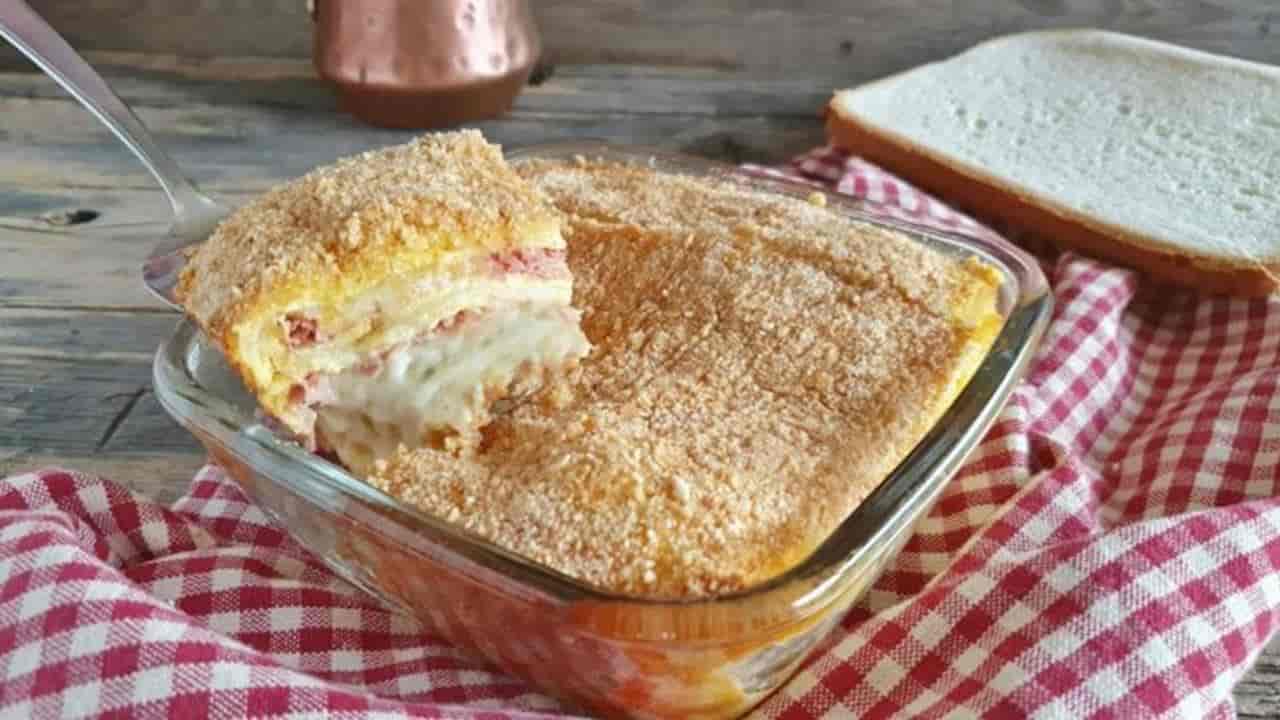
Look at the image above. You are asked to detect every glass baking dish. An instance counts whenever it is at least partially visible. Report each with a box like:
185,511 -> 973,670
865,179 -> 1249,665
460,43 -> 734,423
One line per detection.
153,142 -> 1052,720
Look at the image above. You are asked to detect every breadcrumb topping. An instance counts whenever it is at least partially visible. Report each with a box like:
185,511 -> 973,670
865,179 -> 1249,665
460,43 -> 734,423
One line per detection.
368,158 -> 1002,599
176,130 -> 562,342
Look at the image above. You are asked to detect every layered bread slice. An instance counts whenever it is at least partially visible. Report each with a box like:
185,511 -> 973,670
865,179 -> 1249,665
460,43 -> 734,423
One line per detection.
175,131 -> 590,474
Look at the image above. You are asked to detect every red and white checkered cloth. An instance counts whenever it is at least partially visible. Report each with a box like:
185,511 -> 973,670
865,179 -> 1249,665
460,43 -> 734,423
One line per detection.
5,147 -> 1280,719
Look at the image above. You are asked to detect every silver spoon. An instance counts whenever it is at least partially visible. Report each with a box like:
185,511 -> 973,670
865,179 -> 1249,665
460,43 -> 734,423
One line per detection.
0,0 -> 227,310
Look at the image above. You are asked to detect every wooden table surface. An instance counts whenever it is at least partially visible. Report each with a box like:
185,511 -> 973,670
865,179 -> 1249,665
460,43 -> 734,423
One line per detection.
2,53 -> 1278,717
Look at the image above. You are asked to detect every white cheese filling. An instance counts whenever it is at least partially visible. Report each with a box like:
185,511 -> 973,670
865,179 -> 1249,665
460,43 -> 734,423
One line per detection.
314,304 -> 588,474
280,274 -> 573,379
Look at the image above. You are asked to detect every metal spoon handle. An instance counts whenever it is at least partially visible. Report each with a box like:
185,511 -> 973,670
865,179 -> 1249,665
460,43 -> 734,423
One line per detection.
0,0 -> 219,222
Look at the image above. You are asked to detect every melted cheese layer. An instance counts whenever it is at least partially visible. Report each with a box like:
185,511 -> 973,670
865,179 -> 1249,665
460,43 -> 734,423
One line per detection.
277,270 -> 573,381
315,304 -> 589,475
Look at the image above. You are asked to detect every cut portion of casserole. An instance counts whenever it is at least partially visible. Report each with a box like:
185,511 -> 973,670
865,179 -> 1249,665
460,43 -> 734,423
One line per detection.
368,157 -> 1005,599
174,131 -> 590,475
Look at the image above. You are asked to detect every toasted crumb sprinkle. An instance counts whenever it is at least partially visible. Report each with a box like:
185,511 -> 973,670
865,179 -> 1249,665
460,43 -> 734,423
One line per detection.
176,130 -> 561,343
368,158 -> 1001,599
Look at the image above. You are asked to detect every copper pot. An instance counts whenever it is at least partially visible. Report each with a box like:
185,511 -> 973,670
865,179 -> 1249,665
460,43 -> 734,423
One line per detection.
312,0 -> 541,129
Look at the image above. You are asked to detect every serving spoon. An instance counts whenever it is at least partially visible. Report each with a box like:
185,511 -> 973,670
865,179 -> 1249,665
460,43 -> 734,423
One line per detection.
0,0 -> 227,310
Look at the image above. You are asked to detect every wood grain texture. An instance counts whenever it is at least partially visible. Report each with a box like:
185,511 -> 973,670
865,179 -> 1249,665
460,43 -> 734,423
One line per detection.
0,54 -> 829,117
0,195 -> 226,310
0,308 -> 181,449
6,1 -> 1280,82
1238,651 -> 1280,719
2,48 -> 1279,712
0,95 -> 820,189
0,306 -> 203,502
0,56 -> 827,197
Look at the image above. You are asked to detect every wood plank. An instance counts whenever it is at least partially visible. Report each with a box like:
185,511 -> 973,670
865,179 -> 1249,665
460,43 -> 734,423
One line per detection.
0,352 -> 146,445
0,215 -> 180,311
4,1 -> 1278,81
0,306 -> 175,361
0,307 -> 205,502
0,307 -> 213,457
107,390 -> 204,455
1238,651 -> 1280,719
536,0 -> 1280,78
0,54 -> 830,118
0,94 -> 822,194
0,195 -> 219,310
0,308 -> 174,452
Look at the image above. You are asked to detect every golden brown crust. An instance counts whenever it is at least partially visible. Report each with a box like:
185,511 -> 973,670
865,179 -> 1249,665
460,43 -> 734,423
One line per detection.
177,130 -> 562,337
825,106 -> 1280,297
174,130 -> 567,429
368,159 -> 1002,599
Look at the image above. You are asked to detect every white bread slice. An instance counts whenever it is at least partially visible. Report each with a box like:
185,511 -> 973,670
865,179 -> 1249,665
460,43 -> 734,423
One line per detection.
826,30 -> 1280,296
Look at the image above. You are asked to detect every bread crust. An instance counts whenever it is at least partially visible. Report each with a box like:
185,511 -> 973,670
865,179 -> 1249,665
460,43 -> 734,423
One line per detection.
824,35 -> 1280,297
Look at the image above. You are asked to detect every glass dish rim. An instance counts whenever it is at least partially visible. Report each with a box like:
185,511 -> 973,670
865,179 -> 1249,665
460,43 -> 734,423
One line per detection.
153,140 -> 1053,619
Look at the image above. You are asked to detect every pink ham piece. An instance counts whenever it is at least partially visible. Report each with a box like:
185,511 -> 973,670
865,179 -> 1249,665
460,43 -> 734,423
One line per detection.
284,313 -> 325,348
489,248 -> 565,278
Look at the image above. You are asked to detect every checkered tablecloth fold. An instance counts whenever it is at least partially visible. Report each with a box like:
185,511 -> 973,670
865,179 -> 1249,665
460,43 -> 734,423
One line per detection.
4,146 -> 1279,719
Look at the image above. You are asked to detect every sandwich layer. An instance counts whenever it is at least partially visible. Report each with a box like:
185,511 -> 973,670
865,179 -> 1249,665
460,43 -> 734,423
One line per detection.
369,158 -> 1004,599
175,130 -> 589,455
